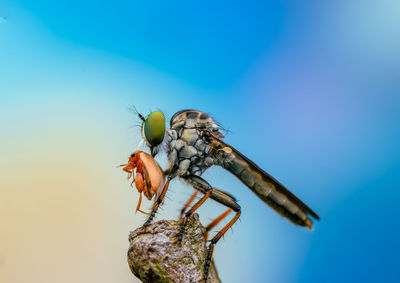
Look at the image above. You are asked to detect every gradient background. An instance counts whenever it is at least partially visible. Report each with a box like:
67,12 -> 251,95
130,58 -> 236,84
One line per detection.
1,1 -> 399,282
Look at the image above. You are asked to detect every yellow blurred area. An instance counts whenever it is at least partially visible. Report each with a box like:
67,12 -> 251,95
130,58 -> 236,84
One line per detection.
0,98 -> 142,283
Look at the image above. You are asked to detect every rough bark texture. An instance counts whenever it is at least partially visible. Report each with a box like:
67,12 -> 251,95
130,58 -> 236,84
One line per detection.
128,214 -> 221,283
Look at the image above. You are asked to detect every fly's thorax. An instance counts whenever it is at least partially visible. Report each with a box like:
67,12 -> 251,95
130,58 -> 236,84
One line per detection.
180,128 -> 199,145
166,109 -> 227,177
166,126 -> 217,177
169,110 -> 225,139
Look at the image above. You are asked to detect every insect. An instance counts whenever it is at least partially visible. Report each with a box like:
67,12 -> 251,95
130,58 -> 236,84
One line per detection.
125,109 -> 320,281
119,150 -> 165,215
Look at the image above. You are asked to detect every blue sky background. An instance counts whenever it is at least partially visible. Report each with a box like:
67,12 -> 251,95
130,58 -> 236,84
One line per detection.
1,1 -> 399,282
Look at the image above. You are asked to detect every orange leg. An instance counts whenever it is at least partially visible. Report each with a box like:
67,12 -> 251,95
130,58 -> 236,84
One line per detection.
209,210 -> 241,244
182,175 -> 241,282
186,191 -> 211,214
179,191 -> 198,219
142,164 -> 179,227
204,208 -> 232,241
135,192 -> 150,215
177,190 -> 211,242
130,177 -> 136,187
143,177 -> 171,227
119,163 -> 135,181
136,192 -> 143,213
204,210 -> 241,281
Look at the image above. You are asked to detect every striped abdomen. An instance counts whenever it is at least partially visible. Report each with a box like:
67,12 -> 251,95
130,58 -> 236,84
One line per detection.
220,145 -> 319,228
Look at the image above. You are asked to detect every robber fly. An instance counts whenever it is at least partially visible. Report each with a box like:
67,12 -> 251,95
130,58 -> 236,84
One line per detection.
123,109 -> 320,281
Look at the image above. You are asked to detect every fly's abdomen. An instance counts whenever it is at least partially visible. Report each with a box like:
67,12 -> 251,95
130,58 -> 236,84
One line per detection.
221,146 -> 319,228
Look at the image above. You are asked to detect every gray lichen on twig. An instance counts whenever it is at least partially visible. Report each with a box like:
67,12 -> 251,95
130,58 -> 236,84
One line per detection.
127,214 -> 221,283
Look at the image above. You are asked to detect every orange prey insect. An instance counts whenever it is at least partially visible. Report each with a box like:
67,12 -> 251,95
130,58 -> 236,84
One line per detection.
119,151 -> 166,215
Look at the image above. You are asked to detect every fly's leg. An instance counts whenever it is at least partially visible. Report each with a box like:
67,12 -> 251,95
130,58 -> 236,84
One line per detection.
142,166 -> 178,227
184,175 -> 241,282
179,191 -> 198,220
142,177 -> 171,227
178,188 -> 211,242
205,209 -> 241,281
204,209 -> 232,241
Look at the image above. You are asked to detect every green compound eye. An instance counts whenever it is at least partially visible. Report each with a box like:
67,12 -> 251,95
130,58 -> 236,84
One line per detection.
142,111 -> 166,147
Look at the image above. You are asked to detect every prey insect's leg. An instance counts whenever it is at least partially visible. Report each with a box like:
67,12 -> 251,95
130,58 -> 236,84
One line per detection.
136,192 -> 150,215
133,172 -> 149,215
179,190 -> 198,220
204,208 -> 232,241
